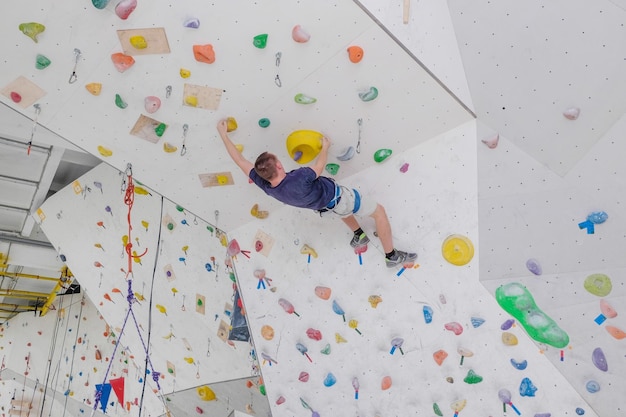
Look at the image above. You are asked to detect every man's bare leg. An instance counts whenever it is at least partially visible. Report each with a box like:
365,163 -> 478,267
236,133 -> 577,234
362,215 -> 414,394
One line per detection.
370,204 -> 393,253
341,215 -> 360,231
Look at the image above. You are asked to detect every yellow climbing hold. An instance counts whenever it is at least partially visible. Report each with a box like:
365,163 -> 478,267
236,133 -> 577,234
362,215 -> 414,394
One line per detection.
300,244 -> 318,258
134,186 -> 150,195
442,234 -> 474,266
85,83 -> 102,96
185,95 -> 198,107
184,357 -> 194,364
156,304 -> 167,315
502,332 -> 518,346
368,295 -> 382,308
335,333 -> 347,343
180,68 -> 191,78
234,144 -> 244,153
129,35 -> 148,49
19,22 -> 45,43
197,386 -> 216,401
163,142 -> 178,153
216,175 -> 229,185
97,145 -> 113,157
226,117 -> 238,132
250,203 -> 269,219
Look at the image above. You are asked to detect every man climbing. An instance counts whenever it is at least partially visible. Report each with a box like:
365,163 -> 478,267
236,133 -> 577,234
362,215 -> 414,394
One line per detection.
216,119 -> 416,268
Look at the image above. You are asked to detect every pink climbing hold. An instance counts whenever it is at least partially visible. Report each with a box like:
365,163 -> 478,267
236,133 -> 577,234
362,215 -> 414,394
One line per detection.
276,396 -> 286,405
306,328 -> 322,341
115,0 -> 137,20
444,322 -> 464,335
298,372 -> 309,382
144,96 -> 161,113
599,299 -> 617,318
10,91 -> 22,103
292,25 -> 310,43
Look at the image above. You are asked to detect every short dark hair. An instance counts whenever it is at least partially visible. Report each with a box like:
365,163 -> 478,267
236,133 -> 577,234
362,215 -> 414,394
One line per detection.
254,152 -> 278,181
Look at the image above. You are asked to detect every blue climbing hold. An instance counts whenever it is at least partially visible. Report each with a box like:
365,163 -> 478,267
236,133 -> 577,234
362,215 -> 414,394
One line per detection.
323,373 -> 337,387
587,211 -> 608,224
520,377 -> 537,397
510,358 -> 528,370
585,380 -> 600,393
423,306 -> 433,324
470,317 -> 485,328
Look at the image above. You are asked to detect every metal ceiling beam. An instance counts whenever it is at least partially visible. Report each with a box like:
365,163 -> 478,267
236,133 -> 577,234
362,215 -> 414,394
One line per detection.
0,232 -> 54,248
0,289 -> 49,300
0,271 -> 60,282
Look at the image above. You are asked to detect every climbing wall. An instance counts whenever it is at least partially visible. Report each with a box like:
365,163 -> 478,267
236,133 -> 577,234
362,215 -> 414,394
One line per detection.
227,120 -> 598,417
448,0 -> 626,177
477,117 -> 626,416
35,163 -> 265,416
0,292 -> 133,417
0,0 -> 472,232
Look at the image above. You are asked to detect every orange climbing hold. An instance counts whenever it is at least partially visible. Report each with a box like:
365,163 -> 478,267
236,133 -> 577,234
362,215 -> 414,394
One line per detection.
347,45 -> 364,63
381,376 -> 392,390
314,286 -> 331,300
111,53 -> 135,72
606,325 -> 626,340
433,349 -> 448,366
193,44 -> 215,64
85,83 -> 102,96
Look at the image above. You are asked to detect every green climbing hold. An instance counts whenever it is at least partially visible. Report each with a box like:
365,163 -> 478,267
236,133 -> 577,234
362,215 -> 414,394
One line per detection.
35,54 -> 51,70
358,86 -> 378,102
253,34 -> 268,49
176,205 -> 185,212
433,403 -> 443,417
463,369 -> 483,384
155,123 -> 167,137
258,118 -> 270,128
206,225 -> 214,233
320,343 -> 331,355
167,367 -> 174,374
197,298 -> 203,306
19,22 -> 45,43
584,273 -> 612,297
373,148 -> 392,163
92,0 -> 111,9
115,94 -> 128,109
294,93 -> 317,104
325,163 -> 340,175
496,282 -> 570,348
229,272 -> 236,283
167,222 -> 174,231
259,384 -> 266,396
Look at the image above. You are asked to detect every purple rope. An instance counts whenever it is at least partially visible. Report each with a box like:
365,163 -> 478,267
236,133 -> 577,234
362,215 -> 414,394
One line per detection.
93,279 -> 162,408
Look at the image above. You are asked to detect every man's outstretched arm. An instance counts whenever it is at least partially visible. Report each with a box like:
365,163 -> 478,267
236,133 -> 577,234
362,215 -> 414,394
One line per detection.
216,118 -> 254,176
310,135 -> 331,178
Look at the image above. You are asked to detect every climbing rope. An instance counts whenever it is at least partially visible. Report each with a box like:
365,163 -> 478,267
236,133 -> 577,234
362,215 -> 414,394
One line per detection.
93,168 -> 167,416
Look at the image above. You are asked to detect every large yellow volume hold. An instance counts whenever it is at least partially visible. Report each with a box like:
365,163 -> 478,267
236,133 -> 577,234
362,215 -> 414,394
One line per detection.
442,234 -> 474,266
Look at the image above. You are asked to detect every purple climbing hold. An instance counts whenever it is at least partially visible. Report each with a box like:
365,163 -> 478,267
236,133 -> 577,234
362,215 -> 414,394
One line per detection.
184,18 -> 200,28
591,347 -> 608,372
526,258 -> 542,275
501,319 -> 515,330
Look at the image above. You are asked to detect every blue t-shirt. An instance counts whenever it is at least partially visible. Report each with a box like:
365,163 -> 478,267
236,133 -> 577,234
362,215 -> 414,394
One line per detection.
249,167 -> 336,210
